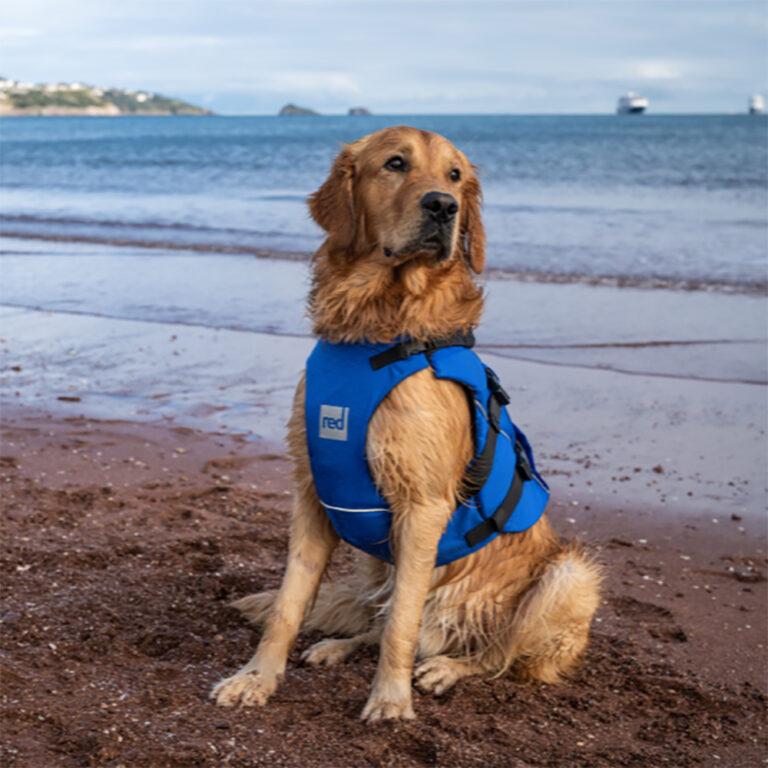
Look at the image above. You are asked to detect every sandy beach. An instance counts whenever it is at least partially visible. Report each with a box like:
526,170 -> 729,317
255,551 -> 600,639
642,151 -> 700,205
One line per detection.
1,255 -> 766,765
0,404 -> 765,767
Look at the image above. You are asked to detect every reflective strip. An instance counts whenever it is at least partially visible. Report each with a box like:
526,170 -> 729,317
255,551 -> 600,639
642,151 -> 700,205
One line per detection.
321,501 -> 390,514
475,399 -> 513,443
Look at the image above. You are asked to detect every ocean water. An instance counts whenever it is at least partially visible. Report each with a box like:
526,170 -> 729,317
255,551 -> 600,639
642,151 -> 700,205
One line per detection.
1,114 -> 767,289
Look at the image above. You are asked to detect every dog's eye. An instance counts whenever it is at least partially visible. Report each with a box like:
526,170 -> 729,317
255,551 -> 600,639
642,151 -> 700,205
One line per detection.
450,168 -> 461,182
384,156 -> 406,172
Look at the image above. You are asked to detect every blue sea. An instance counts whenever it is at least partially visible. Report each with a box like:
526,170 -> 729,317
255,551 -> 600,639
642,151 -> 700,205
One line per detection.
1,114 -> 767,289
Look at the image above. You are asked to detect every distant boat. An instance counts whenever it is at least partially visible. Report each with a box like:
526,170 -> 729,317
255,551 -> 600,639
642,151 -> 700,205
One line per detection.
616,92 -> 648,114
748,94 -> 765,115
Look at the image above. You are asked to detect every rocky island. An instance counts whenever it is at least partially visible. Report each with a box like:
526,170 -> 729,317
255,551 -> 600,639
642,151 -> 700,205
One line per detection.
278,103 -> 318,115
0,78 -> 212,116
278,104 -> 371,116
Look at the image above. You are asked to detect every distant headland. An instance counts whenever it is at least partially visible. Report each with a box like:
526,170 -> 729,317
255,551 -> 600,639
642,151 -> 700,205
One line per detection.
0,78 -> 212,116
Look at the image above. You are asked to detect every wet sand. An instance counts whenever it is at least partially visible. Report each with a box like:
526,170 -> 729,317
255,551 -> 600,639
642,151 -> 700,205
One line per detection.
1,292 -> 765,519
0,409 -> 765,767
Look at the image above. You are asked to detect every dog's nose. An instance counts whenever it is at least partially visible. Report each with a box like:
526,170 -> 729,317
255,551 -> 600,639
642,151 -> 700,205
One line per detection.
421,191 -> 458,222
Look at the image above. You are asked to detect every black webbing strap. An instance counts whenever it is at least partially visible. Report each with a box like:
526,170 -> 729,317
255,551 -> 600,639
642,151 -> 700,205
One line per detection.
464,441 -> 533,548
463,394 -> 501,494
369,330 -> 475,370
463,367 -> 511,493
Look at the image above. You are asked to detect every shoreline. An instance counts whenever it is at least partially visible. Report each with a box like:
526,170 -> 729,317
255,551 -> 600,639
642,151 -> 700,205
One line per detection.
0,109 -> 212,117
1,406 -> 765,766
1,299 -> 763,385
1,298 -> 765,521
2,229 -> 766,295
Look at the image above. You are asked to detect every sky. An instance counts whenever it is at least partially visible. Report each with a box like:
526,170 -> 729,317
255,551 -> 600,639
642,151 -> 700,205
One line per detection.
1,0 -> 766,115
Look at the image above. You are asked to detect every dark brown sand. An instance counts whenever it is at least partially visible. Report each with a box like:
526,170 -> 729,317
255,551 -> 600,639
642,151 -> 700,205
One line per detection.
1,408 -> 766,767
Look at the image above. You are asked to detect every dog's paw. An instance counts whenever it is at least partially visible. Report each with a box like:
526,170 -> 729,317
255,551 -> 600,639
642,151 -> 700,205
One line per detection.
301,638 -> 356,667
361,685 -> 415,723
210,669 -> 277,708
414,655 -> 465,696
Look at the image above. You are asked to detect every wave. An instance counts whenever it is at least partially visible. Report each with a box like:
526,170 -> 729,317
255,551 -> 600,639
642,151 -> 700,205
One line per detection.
2,213 -> 766,295
484,267 -> 767,296
0,213 -> 314,240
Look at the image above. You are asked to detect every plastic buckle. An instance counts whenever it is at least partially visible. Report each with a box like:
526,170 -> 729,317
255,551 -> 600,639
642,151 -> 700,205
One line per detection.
396,340 -> 417,360
485,368 -> 511,405
514,442 -> 533,481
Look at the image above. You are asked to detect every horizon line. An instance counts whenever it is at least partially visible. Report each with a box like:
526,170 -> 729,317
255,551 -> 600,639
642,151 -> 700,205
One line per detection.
1,111 -> 758,118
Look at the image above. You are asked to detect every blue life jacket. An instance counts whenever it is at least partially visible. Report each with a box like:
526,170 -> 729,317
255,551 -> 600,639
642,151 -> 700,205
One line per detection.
304,332 -> 549,567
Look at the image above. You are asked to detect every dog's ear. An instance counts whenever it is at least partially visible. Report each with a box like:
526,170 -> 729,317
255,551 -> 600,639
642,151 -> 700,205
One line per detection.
461,169 -> 486,274
308,145 -> 357,252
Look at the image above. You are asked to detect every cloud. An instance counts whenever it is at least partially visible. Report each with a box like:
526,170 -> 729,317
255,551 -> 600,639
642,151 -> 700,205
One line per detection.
0,27 -> 41,39
0,1 -> 764,113
632,59 -> 685,81
261,70 -> 360,96
117,35 -> 228,51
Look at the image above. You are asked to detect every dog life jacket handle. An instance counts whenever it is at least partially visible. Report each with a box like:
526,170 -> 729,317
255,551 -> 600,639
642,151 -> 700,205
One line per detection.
368,331 -> 534,549
369,330 -> 476,370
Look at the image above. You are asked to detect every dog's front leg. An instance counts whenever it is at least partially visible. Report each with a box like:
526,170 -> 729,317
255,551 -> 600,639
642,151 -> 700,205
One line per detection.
211,483 -> 338,707
361,500 -> 451,723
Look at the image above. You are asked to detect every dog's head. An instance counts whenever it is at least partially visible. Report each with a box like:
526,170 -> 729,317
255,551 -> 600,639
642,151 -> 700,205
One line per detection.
309,126 -> 485,274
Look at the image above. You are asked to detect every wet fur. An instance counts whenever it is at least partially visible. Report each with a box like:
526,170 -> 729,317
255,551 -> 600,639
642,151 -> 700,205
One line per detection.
211,127 -> 602,721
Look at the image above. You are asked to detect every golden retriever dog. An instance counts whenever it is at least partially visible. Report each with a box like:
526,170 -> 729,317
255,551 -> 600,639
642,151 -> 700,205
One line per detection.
211,126 -> 601,722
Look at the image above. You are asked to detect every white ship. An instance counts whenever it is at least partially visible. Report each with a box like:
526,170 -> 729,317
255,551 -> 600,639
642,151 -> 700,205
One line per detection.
616,92 -> 648,114
748,94 -> 765,114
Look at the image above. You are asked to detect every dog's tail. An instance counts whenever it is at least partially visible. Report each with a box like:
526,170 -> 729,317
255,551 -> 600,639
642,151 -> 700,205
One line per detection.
232,579 -> 376,637
230,590 -> 277,626
502,544 -> 602,683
